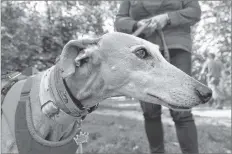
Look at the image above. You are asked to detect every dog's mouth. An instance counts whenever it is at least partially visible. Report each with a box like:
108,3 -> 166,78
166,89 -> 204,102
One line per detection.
147,93 -> 192,110
167,104 -> 191,110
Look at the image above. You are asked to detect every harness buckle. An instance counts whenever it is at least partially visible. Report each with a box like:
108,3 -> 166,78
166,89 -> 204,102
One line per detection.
73,131 -> 89,145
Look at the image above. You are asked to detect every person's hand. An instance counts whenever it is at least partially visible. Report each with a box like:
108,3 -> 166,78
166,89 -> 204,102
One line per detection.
149,13 -> 170,30
137,18 -> 150,28
136,18 -> 155,37
136,13 -> 169,37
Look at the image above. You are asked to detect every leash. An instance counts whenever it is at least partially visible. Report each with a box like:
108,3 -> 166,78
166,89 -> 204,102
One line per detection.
132,20 -> 170,62
132,20 -> 208,64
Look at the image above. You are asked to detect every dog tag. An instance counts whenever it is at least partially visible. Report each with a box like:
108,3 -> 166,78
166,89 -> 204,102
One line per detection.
73,131 -> 89,145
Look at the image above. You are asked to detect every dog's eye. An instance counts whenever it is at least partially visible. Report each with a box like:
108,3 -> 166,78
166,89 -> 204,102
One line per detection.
77,57 -> 89,67
81,57 -> 89,64
134,48 -> 148,59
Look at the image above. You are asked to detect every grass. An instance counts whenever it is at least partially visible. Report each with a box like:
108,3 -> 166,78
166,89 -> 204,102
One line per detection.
80,99 -> 231,154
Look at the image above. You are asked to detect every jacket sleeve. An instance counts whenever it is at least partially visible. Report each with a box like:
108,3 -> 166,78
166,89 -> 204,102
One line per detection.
114,1 -> 137,33
167,0 -> 201,27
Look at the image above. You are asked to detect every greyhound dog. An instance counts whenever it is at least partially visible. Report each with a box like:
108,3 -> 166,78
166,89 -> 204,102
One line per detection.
1,32 -> 212,153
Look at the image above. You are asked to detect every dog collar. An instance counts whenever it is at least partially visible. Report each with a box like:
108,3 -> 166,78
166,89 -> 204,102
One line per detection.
39,66 -> 98,125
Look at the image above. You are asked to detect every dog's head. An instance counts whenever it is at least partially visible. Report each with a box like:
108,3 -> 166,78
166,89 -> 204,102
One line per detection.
57,32 -> 212,110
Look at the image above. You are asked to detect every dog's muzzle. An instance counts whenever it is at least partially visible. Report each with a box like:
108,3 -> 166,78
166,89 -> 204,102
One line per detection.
194,85 -> 212,103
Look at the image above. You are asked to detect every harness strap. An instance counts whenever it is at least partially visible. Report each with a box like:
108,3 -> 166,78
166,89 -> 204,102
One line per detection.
20,77 -> 33,100
1,79 -> 18,104
1,67 -> 39,104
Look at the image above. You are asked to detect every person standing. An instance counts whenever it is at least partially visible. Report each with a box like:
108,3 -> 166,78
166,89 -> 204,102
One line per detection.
115,0 -> 202,153
199,52 -> 224,108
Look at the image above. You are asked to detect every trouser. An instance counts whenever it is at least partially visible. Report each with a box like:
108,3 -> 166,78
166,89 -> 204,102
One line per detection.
207,75 -> 224,108
140,49 -> 199,154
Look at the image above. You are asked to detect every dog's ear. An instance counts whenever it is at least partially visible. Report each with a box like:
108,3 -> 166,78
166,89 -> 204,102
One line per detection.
58,38 -> 101,78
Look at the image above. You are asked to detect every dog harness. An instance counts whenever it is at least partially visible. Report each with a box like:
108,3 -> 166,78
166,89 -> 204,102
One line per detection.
2,66 -> 99,153
14,77 -> 93,154
1,67 -> 38,104
12,66 -> 99,154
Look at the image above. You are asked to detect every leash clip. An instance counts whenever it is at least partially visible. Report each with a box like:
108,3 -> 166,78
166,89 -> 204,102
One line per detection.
73,131 -> 89,145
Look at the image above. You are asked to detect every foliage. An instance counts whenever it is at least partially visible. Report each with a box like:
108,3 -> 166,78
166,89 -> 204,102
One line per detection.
191,0 -> 231,94
1,1 -> 118,74
192,1 -> 231,73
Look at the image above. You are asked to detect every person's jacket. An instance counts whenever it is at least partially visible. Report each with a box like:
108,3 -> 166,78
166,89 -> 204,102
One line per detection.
114,0 -> 201,52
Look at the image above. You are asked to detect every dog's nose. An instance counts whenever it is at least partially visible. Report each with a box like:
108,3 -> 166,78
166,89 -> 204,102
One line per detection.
195,85 -> 212,103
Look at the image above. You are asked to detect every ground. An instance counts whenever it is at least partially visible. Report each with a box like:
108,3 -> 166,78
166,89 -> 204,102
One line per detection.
81,98 -> 231,154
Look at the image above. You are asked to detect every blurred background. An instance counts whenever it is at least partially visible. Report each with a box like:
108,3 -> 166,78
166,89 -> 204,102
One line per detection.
1,1 -> 231,153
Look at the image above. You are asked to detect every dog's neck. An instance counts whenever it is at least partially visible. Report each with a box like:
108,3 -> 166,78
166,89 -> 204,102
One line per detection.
37,61 -> 119,140
39,66 -> 99,127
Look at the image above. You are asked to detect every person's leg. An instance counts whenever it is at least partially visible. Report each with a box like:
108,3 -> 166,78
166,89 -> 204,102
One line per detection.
207,76 -> 217,108
170,110 -> 199,153
140,101 -> 165,153
208,98 -> 214,107
215,100 -> 223,109
215,78 -> 224,109
169,49 -> 199,153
